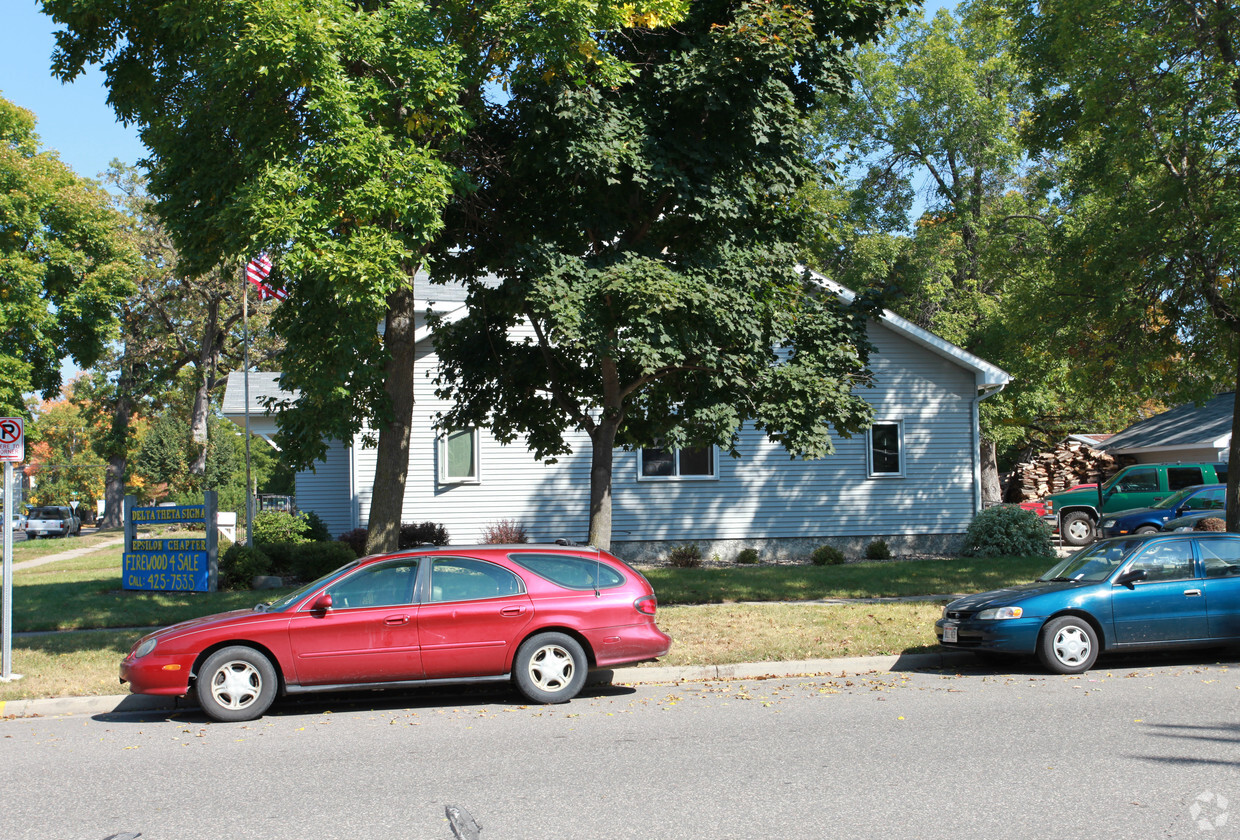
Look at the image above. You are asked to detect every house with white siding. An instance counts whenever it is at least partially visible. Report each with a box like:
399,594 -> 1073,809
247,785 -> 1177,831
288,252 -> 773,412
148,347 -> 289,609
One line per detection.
222,271 -> 1010,560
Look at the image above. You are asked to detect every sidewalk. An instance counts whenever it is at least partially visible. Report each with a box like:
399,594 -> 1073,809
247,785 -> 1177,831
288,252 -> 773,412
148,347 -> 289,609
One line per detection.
10,534 -> 126,572
0,650 -> 979,720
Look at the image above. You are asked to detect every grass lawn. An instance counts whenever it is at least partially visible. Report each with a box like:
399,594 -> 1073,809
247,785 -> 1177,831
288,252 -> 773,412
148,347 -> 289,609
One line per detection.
0,542 -> 1058,702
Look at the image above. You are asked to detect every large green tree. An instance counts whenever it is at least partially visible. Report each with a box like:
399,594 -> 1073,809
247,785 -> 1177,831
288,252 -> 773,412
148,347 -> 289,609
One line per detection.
45,0 -> 687,552
1012,0 -> 1240,527
433,0 -> 907,548
0,95 -> 135,416
802,1 -> 1149,497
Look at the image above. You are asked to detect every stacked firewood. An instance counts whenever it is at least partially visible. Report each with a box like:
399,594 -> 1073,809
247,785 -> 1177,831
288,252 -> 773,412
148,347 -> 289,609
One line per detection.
1007,442 -> 1119,503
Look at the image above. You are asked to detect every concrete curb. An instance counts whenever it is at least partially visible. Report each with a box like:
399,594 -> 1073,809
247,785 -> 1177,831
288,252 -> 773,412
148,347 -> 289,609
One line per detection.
0,651 -> 979,720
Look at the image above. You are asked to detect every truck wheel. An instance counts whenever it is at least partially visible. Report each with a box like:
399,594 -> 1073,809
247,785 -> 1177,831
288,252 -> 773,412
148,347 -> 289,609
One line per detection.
1061,512 -> 1095,546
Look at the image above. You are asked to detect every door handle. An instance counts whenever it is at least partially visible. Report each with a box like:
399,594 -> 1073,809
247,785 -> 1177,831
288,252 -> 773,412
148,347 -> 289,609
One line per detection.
1184,589 -> 1202,597
384,615 -> 410,625
500,606 -> 527,617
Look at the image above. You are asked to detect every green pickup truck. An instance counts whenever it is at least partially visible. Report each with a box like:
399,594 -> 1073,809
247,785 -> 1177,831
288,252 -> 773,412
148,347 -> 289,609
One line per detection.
1044,462 -> 1230,545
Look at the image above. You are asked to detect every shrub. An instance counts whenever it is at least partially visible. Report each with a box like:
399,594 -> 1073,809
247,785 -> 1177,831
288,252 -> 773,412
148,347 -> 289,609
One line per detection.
399,521 -> 450,548
666,543 -> 703,568
301,510 -> 332,543
865,539 -> 892,561
336,521 -> 450,556
811,545 -> 846,566
481,519 -> 529,544
263,540 -> 358,581
961,504 -> 1055,558
338,527 -> 368,557
1195,517 -> 1227,532
251,510 -> 310,546
735,547 -> 760,565
219,543 -> 272,591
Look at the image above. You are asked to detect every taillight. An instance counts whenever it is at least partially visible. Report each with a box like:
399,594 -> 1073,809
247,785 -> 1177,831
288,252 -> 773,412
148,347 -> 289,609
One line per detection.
634,595 -> 657,615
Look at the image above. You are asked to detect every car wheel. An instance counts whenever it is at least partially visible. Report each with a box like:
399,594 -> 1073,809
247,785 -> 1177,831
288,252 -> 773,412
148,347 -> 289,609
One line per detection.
1135,525 -> 1158,535
1061,512 -> 1095,546
195,646 -> 278,722
513,632 -> 588,704
1038,616 -> 1099,674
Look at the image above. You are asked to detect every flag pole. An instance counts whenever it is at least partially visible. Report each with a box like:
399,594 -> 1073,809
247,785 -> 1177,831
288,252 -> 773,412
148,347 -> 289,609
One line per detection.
242,263 -> 254,546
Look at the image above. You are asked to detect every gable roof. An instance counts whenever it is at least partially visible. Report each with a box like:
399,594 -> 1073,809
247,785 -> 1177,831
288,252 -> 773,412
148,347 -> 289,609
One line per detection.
1102,392 -> 1234,454
801,267 -> 1010,394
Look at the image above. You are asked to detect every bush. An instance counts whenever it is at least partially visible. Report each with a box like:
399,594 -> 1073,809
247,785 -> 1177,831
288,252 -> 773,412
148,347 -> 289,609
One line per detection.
399,521 -> 450,548
336,521 -> 450,556
666,544 -> 703,568
865,539 -> 892,561
338,527 -> 368,557
961,505 -> 1055,558
811,545 -> 846,566
301,510 -> 332,543
219,543 -> 272,591
251,510 -> 310,546
262,540 -> 357,581
481,519 -> 529,544
735,547 -> 760,565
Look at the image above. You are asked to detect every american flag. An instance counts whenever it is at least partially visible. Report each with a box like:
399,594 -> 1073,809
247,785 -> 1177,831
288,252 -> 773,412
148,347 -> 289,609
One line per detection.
245,254 -> 287,301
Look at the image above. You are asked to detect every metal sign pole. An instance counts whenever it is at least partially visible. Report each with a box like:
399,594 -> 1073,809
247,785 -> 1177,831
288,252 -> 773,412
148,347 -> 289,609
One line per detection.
3,461 -> 15,680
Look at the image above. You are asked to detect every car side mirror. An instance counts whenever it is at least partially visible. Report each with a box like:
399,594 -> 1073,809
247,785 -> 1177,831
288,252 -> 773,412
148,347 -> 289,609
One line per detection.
311,593 -> 333,612
1115,568 -> 1147,589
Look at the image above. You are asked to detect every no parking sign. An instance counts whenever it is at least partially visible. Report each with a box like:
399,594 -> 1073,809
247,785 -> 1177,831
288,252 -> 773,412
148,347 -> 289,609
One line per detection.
0,417 -> 22,462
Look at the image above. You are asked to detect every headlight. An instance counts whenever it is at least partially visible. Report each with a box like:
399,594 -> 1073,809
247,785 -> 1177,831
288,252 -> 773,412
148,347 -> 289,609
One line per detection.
1101,520 -> 1115,528
134,638 -> 158,658
977,606 -> 1024,620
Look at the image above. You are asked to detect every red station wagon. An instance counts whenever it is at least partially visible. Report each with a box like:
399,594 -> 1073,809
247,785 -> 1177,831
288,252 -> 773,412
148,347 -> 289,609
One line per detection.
121,544 -> 672,721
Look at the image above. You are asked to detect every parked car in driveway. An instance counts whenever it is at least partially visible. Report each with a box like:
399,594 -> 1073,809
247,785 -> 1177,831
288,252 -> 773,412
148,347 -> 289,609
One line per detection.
1044,462 -> 1229,545
1019,484 -> 1095,519
1098,484 -> 1225,538
1164,511 -> 1228,532
935,532 -> 1240,674
25,505 -> 81,539
121,543 -> 673,721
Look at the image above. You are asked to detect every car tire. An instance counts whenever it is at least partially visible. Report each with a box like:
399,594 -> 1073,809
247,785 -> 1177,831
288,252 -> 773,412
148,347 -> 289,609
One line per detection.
1061,512 -> 1095,546
513,632 -> 588,704
1135,525 -> 1158,535
195,646 -> 278,722
1037,616 -> 1099,674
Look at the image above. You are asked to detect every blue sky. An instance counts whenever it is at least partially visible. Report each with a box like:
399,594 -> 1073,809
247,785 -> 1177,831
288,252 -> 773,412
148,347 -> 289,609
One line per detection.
3,1 -> 147,180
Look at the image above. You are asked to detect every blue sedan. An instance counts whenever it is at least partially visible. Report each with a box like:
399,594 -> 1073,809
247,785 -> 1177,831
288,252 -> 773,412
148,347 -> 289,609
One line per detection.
1097,483 -> 1225,538
935,533 -> 1240,673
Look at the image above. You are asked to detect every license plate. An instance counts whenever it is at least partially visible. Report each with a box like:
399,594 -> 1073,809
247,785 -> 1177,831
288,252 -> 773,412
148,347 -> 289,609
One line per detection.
942,624 -> 958,644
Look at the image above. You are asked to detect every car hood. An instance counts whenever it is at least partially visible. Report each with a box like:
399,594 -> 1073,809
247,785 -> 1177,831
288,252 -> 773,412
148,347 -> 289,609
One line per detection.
947,580 -> 1089,611
1104,505 -> 1168,521
147,608 -> 266,641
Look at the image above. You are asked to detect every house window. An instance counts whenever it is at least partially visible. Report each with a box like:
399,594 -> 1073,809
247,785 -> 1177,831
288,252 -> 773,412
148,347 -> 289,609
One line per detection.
439,429 -> 480,484
639,445 -> 716,480
868,421 -> 903,477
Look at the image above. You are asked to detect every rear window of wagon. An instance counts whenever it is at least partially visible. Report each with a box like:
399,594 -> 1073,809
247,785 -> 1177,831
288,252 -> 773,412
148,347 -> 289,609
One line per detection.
509,553 -> 626,590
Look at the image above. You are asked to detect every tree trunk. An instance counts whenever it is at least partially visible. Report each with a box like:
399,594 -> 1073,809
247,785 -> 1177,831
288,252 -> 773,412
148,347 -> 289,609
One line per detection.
101,364 -> 134,528
980,437 -> 1002,507
366,282 -> 418,554
189,299 -> 220,477
1228,350 -> 1240,532
586,418 -> 620,551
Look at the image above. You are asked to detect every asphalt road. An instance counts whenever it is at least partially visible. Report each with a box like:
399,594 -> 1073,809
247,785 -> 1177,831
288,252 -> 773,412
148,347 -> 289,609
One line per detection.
3,655 -> 1239,840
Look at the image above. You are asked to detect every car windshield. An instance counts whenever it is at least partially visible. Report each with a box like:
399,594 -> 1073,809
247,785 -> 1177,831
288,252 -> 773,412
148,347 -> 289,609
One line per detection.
1037,538 -> 1147,582
258,561 -> 360,612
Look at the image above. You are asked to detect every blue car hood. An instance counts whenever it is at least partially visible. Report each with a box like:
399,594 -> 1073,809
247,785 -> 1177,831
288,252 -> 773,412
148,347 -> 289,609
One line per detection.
948,580 -> 1089,611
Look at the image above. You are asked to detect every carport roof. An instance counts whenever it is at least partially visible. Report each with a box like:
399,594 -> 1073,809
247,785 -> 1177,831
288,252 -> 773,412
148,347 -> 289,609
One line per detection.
1101,391 -> 1234,453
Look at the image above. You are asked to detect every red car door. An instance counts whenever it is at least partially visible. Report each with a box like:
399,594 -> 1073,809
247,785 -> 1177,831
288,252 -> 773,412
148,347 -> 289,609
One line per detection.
286,558 -> 423,686
418,556 -> 533,678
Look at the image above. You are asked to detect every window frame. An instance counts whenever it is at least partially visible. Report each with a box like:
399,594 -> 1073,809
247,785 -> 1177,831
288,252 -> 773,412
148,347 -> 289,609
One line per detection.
437,427 -> 481,485
636,444 -> 718,481
867,420 -> 905,478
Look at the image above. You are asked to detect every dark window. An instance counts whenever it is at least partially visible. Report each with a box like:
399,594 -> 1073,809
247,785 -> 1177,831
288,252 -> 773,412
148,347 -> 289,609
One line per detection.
1117,467 -> 1159,492
1128,542 -> 1196,582
869,422 -> 902,476
640,446 -> 715,479
429,557 -> 523,602
509,553 -> 626,590
1216,465 -> 1229,485
1168,467 -> 1204,491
